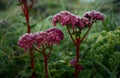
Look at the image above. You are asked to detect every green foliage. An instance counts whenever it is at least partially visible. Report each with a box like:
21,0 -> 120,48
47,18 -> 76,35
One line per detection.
84,27 -> 120,78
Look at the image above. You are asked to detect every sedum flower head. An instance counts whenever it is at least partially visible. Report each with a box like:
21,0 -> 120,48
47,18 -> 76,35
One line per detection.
18,33 -> 34,51
18,28 -> 64,51
84,10 -> 104,20
32,31 -> 47,48
77,17 -> 92,28
52,10 -> 104,29
70,59 -> 76,66
52,11 -> 78,28
46,28 -> 64,45
46,28 -> 64,40
70,59 -> 84,71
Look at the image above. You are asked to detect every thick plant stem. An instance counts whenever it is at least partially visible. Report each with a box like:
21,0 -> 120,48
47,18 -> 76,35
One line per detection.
43,55 -> 48,78
75,37 -> 80,78
28,18 -> 35,78
30,49 -> 36,78
24,1 -> 35,77
19,0 -> 35,78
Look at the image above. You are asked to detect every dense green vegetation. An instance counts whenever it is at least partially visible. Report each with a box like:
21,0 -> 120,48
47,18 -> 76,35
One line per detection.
0,0 -> 120,78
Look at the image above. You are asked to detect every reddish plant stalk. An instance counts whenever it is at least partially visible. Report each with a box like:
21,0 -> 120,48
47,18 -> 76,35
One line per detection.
30,49 -> 36,78
74,26 -> 92,78
29,0 -> 34,10
66,26 -> 80,78
43,55 -> 48,78
19,0 -> 35,78
81,26 -> 92,42
75,37 -> 80,78
22,0 -> 31,33
66,26 -> 75,45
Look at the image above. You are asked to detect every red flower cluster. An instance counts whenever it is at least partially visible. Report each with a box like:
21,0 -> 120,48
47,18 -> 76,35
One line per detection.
77,17 -> 92,28
52,11 -> 78,28
46,28 -> 64,45
32,31 -> 48,48
18,33 -> 34,50
70,59 -> 84,71
52,10 -> 104,29
18,28 -> 64,51
84,10 -> 104,20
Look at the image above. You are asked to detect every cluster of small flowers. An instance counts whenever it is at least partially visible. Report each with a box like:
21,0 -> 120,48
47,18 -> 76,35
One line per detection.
32,31 -> 48,48
18,33 -> 34,51
77,17 -> 92,28
52,11 -> 78,28
18,28 -> 64,51
70,59 -> 84,71
52,10 -> 104,29
84,10 -> 104,20
46,28 -> 64,45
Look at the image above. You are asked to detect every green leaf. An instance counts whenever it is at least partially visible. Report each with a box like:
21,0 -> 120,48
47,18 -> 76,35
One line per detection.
94,60 -> 116,78
17,2 -> 22,6
30,23 -> 37,28
22,22 -> 27,26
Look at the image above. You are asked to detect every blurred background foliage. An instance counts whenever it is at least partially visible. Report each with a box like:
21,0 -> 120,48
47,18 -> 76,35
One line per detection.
0,0 -> 120,78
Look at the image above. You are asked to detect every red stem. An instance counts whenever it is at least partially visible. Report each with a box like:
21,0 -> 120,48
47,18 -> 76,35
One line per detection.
19,0 -> 35,78
29,0 -> 34,10
47,49 -> 52,60
75,37 -> 80,78
81,25 -> 92,42
23,0 -> 30,33
66,26 -> 76,45
66,26 -> 81,78
30,49 -> 36,78
43,55 -> 48,78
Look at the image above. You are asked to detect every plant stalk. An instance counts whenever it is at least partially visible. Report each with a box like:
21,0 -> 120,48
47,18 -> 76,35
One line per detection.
43,55 -> 48,78
75,37 -> 80,78
81,24 -> 92,42
19,0 -> 35,78
66,26 -> 76,45
30,49 -> 36,78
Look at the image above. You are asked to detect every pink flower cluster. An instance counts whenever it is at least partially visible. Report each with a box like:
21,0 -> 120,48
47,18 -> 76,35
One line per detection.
52,10 -> 104,29
46,28 -> 64,45
70,59 -> 84,71
52,11 -> 78,28
18,28 -> 64,51
32,31 -> 48,48
77,17 -> 92,28
18,33 -> 34,50
84,10 -> 104,20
